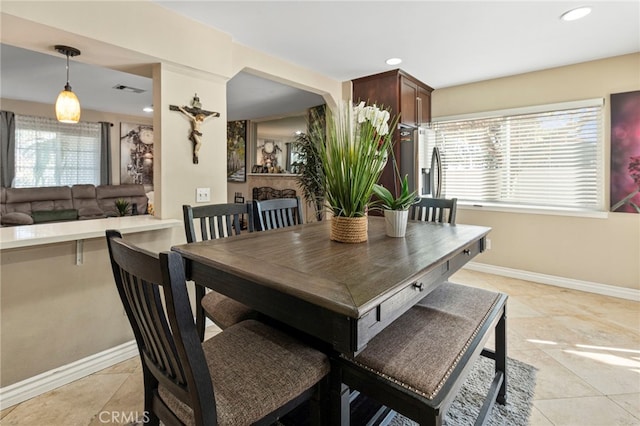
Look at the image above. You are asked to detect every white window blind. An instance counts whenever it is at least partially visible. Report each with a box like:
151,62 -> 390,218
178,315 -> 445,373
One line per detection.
14,114 -> 101,188
433,100 -> 603,211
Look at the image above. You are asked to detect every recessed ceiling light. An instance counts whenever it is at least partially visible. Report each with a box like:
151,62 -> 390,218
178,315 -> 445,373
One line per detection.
143,105 -> 153,113
560,6 -> 592,21
386,58 -> 402,66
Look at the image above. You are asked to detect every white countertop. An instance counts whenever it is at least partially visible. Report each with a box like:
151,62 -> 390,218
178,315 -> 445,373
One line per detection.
0,215 -> 181,250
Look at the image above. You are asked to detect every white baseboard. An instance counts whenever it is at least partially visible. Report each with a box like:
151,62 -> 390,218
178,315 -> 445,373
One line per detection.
465,262 -> 640,302
1,316 -> 215,410
0,340 -> 138,410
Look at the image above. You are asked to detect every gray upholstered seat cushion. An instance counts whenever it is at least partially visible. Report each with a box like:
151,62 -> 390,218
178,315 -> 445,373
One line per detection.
158,319 -> 329,426
343,282 -> 501,400
201,291 -> 256,329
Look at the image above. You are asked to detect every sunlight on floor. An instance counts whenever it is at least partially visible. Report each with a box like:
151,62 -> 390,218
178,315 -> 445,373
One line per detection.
563,349 -> 640,369
527,339 -> 558,345
574,343 -> 640,354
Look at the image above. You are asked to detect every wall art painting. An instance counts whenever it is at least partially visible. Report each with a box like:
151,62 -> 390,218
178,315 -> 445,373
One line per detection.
227,120 -> 247,182
610,90 -> 640,213
120,122 -> 154,190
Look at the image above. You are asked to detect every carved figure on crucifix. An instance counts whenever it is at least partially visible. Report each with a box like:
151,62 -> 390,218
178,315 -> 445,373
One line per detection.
170,94 -> 219,164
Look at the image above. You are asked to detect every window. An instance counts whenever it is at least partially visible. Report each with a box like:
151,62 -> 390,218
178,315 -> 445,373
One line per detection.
14,114 -> 101,187
432,99 -> 603,212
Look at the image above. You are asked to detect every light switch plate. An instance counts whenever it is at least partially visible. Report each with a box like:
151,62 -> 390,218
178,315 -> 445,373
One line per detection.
196,187 -> 210,202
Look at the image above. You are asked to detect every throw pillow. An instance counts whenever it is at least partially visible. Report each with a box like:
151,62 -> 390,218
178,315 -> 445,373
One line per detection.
32,209 -> 78,224
1,212 -> 35,226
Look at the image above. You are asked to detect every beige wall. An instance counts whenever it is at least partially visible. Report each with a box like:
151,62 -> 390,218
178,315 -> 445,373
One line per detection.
432,53 -> 640,290
0,230 -> 178,386
153,63 -> 230,220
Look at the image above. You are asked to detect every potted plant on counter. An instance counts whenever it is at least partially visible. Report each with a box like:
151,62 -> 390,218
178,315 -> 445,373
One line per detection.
115,198 -> 130,216
372,174 -> 419,237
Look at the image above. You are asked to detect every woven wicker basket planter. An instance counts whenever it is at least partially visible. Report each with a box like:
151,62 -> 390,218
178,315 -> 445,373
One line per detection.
330,216 -> 368,243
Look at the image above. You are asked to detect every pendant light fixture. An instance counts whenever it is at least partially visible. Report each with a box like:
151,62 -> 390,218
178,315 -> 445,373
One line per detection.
54,45 -> 81,123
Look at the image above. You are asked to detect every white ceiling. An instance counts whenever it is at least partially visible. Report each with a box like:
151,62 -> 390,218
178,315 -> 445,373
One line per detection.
0,43 -> 154,118
155,1 -> 639,89
2,1 -> 638,121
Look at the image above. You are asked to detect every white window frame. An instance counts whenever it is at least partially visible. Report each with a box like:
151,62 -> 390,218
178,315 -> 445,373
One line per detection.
13,114 -> 102,188
432,98 -> 606,218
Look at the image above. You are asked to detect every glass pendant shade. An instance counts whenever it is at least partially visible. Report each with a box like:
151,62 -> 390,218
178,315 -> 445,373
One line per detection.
56,84 -> 81,123
54,45 -> 82,124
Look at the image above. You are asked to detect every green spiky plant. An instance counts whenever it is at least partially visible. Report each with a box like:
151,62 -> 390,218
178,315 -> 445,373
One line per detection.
115,198 -> 130,216
293,131 -> 325,221
310,101 -> 398,217
372,173 -> 419,211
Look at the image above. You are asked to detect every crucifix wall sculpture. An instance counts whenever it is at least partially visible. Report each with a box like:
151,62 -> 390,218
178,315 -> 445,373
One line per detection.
170,94 -> 219,164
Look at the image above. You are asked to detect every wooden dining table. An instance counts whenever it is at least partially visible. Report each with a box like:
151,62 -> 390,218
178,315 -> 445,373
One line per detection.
171,217 -> 491,355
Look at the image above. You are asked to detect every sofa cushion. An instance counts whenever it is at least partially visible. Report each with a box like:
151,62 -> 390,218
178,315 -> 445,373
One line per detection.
72,184 -> 105,219
96,184 -> 148,216
32,209 -> 78,224
1,212 -> 34,226
1,187 -> 6,214
5,186 -> 73,214
77,206 -> 106,220
6,186 -> 72,203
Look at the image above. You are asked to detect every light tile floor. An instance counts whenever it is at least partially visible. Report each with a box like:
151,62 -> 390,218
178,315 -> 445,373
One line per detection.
1,270 -> 638,425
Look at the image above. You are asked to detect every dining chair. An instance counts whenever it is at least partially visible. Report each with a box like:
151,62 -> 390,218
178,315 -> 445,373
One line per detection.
183,203 -> 257,340
253,196 -> 303,231
105,230 -> 330,426
409,196 -> 458,224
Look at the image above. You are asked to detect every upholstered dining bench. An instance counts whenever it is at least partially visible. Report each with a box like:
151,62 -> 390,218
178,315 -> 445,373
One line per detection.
331,282 -> 508,426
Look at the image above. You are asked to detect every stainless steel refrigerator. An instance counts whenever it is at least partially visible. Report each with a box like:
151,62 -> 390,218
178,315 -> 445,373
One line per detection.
400,126 -> 442,198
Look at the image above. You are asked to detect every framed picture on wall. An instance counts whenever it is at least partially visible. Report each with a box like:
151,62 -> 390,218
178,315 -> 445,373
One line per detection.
256,139 -> 284,172
120,122 -> 154,190
610,90 -> 640,213
227,120 -> 247,182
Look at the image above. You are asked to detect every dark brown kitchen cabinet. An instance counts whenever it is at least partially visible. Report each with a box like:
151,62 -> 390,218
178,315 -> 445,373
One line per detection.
400,76 -> 432,127
352,69 -> 434,197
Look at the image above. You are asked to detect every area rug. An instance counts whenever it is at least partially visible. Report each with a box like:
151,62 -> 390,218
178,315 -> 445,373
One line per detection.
388,356 -> 537,426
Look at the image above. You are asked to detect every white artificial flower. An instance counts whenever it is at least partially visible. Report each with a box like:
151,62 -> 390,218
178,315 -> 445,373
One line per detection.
377,121 -> 390,136
353,101 -> 367,124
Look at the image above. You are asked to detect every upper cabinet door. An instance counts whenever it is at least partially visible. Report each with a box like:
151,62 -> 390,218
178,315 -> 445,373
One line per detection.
400,77 -> 418,127
417,86 -> 432,125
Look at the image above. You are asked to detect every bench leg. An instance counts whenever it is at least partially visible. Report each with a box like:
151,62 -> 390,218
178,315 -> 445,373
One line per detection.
495,306 -> 507,405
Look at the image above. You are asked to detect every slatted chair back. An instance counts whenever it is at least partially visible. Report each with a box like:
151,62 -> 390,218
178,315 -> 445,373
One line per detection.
253,196 -> 303,231
183,203 -> 253,242
105,229 -> 216,426
409,197 -> 458,224
182,203 -> 256,340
